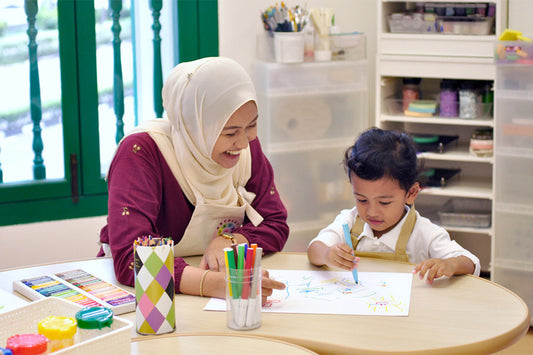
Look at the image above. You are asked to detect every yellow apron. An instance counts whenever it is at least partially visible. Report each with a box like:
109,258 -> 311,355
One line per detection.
350,206 -> 416,263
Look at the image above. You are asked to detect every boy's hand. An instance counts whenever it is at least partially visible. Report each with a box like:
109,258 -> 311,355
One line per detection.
413,258 -> 455,284
326,243 -> 360,271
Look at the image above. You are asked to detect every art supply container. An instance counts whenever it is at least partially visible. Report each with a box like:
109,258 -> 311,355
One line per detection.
6,334 -> 49,355
459,80 -> 478,119
75,306 -> 114,343
310,8 -> 333,61
439,79 -> 458,117
470,128 -> 493,157
133,238 -> 175,335
225,266 -> 262,330
273,31 -> 304,64
402,78 -> 421,111
37,316 -> 77,352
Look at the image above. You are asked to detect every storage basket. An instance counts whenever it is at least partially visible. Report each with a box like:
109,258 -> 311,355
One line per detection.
0,297 -> 132,354
438,198 -> 491,228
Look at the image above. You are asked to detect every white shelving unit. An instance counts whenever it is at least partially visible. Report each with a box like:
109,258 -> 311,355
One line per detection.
493,54 -> 533,323
252,59 -> 368,252
376,0 -> 507,272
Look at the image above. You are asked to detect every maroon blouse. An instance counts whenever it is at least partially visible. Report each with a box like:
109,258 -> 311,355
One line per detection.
98,132 -> 289,292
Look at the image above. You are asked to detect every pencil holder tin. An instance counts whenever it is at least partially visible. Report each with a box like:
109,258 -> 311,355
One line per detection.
133,238 -> 175,335
225,266 -> 262,330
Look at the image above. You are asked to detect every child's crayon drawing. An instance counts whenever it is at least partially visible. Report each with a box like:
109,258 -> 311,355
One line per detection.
264,270 -> 412,316
205,270 -> 413,316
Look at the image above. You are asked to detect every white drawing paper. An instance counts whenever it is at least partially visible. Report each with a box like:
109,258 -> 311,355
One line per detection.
205,270 -> 413,316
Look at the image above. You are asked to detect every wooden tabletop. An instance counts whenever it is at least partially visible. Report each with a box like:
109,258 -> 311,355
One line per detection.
0,252 -> 530,354
131,333 -> 318,354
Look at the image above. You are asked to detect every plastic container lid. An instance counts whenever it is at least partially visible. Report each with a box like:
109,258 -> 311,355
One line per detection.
440,79 -> 458,90
403,77 -> 421,85
38,316 -> 77,340
75,307 -> 114,330
412,134 -> 439,144
6,334 -> 48,355
460,81 -> 478,90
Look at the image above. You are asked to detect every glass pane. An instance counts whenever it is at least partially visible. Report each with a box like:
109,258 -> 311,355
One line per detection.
95,0 -> 136,175
0,1 -> 64,183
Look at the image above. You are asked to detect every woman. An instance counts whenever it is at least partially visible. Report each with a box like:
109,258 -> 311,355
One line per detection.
98,57 -> 288,301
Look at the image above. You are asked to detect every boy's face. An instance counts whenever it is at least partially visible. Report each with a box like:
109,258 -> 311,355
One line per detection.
350,173 -> 419,238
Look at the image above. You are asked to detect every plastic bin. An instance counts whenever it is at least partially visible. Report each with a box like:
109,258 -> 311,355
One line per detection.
437,16 -> 494,35
438,198 -> 491,228
495,40 -> 533,64
387,14 -> 438,33
0,298 -> 132,355
252,59 -> 367,92
329,33 -> 366,61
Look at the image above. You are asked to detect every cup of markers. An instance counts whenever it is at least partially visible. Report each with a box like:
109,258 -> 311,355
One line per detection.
224,243 -> 262,330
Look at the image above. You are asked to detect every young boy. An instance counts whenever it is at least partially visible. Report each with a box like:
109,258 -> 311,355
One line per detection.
307,127 -> 480,284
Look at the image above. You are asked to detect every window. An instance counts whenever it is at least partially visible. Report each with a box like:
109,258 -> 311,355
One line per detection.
0,0 -> 218,226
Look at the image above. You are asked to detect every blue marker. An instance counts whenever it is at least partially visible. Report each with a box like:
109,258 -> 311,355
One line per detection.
342,223 -> 358,284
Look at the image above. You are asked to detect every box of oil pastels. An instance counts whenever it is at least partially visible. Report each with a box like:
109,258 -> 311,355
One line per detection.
0,297 -> 132,354
13,269 -> 135,316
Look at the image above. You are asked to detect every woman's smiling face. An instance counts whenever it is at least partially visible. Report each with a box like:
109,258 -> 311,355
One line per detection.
211,100 -> 258,169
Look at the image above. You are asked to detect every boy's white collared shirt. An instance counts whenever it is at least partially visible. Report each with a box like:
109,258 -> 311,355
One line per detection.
310,205 -> 481,276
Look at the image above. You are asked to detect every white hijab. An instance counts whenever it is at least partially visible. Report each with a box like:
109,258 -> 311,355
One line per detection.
124,57 -> 263,225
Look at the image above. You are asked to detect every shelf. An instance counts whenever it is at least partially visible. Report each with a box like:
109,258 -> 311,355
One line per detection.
377,0 -> 506,277
381,0 -> 499,3
442,225 -> 492,235
420,177 -> 493,199
495,146 -> 533,158
266,137 -> 353,154
418,144 -> 494,164
380,114 -> 494,126
379,55 -> 496,80
496,89 -> 533,100
380,34 -> 496,58
495,203 -> 533,216
493,258 -> 533,273
264,83 -> 367,97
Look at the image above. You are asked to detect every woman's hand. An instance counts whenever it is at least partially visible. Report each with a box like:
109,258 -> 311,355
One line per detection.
200,233 -> 248,272
200,237 -> 228,272
261,269 -> 286,305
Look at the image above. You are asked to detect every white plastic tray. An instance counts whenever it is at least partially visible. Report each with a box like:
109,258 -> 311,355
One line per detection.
0,297 -> 132,354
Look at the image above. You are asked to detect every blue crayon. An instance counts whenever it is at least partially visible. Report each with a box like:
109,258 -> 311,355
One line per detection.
342,223 -> 359,284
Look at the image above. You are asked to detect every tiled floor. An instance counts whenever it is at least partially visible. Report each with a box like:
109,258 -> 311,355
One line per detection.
497,327 -> 533,354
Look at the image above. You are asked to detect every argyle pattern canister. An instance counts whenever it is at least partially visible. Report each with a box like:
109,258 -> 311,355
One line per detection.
134,239 -> 175,334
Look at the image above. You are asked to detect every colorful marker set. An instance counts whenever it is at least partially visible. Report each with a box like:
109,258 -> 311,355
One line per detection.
13,269 -> 135,315
224,243 -> 262,330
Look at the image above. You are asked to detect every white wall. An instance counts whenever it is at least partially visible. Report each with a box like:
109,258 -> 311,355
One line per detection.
0,1 -> 378,270
0,216 -> 107,270
218,0 -> 377,127
508,0 -> 533,36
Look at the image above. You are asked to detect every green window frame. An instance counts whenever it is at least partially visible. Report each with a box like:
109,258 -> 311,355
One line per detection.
0,0 -> 218,226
